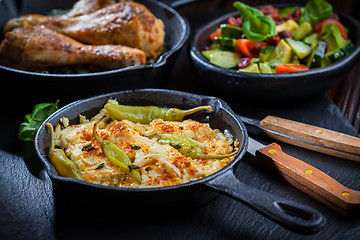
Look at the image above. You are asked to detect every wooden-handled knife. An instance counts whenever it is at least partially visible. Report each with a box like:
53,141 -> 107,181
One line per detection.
247,137 -> 360,216
239,115 -> 360,162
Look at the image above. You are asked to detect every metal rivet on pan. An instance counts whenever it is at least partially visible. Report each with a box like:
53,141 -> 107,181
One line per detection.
268,149 -> 277,154
316,130 -> 324,134
270,118 -> 278,123
305,170 -> 313,175
342,192 -> 350,197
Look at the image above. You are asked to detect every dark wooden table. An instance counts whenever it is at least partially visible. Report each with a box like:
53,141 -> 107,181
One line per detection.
1,1 -> 360,240
333,64 -> 360,133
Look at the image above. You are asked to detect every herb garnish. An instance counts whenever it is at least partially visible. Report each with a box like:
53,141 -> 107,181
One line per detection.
82,143 -> 95,151
95,163 -> 105,170
130,144 -> 141,150
18,100 -> 59,141
129,165 -> 140,172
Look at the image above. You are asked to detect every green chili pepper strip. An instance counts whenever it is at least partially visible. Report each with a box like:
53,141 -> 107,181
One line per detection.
104,103 -> 212,124
46,123 -> 83,180
93,123 -> 141,183
155,133 -> 238,159
233,1 -> 276,42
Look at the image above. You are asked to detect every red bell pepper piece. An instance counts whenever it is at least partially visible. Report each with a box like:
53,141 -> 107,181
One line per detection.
236,39 -> 267,58
275,63 -> 309,73
209,28 -> 221,42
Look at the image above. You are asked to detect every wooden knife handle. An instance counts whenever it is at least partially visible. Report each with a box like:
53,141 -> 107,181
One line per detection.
256,143 -> 360,216
260,115 -> 360,162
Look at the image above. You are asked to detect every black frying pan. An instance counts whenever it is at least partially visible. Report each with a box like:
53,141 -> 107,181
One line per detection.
0,0 -> 189,102
35,89 -> 326,233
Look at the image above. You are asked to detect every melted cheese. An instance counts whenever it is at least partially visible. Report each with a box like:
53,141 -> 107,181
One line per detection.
57,103 -> 236,188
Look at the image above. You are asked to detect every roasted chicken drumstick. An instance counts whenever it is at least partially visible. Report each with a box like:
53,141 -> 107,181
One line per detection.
4,1 -> 165,59
0,26 -> 146,71
62,0 -> 117,18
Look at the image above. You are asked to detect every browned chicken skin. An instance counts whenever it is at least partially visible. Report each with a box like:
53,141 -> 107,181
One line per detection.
63,0 -> 117,18
4,1 -> 165,59
0,26 -> 146,71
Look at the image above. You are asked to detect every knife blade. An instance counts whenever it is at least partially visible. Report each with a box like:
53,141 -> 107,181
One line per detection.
239,114 -> 360,162
247,137 -> 360,216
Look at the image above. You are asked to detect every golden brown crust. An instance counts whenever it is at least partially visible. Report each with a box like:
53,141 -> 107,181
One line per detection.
0,26 -> 146,70
4,1 -> 165,58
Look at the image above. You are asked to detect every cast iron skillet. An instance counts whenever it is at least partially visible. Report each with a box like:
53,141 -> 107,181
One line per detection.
189,6 -> 360,102
35,89 -> 326,233
0,0 -> 189,100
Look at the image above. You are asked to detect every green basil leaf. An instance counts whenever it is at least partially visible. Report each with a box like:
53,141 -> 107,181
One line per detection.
18,100 -> 59,141
300,0 -> 333,26
233,1 -> 276,42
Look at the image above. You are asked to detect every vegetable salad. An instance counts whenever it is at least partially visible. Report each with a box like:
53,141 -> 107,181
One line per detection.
202,0 -> 354,74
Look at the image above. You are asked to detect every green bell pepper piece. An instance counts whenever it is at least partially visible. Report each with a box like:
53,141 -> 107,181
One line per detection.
300,0 -> 333,27
233,1 -> 276,42
321,23 -> 346,53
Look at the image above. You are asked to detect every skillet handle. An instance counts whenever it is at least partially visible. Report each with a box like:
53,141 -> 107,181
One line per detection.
205,170 -> 326,233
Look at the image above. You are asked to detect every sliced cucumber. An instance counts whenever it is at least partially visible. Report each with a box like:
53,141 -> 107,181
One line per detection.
326,40 -> 354,63
285,38 -> 312,59
259,46 -> 275,62
291,55 -> 300,64
201,49 -> 241,68
201,50 -> 213,60
303,33 -> 318,49
238,64 -> 259,73
268,59 -> 282,68
292,21 -> 312,40
276,19 -> 299,33
306,40 -> 326,68
259,62 -> 272,74
220,24 -> 243,39
212,37 -> 236,51
268,39 -> 293,64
